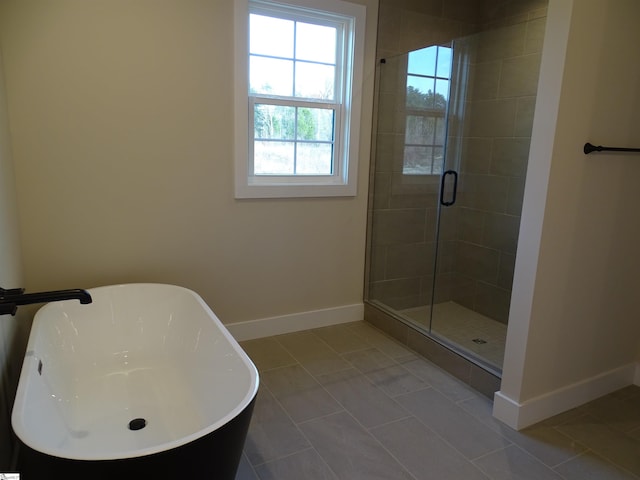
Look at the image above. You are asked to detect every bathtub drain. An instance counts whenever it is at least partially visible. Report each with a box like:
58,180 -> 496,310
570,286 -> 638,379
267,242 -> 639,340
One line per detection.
128,418 -> 147,431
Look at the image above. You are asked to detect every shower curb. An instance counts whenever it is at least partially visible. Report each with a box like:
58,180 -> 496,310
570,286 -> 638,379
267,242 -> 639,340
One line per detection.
364,302 -> 500,399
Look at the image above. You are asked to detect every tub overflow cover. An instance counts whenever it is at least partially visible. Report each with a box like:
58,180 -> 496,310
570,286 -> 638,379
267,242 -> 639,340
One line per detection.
128,418 -> 147,431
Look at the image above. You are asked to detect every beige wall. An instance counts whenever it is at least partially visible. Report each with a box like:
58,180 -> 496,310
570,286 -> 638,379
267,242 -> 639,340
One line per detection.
502,0 -> 640,407
0,43 -> 28,468
0,0 -> 378,324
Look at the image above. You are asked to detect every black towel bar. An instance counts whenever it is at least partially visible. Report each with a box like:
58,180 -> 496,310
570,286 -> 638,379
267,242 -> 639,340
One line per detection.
584,143 -> 640,154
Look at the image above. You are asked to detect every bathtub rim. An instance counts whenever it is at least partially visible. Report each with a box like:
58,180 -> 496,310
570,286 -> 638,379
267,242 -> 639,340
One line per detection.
11,283 -> 260,461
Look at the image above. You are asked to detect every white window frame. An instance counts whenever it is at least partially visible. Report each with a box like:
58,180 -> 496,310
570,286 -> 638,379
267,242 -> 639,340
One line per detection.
234,0 -> 366,198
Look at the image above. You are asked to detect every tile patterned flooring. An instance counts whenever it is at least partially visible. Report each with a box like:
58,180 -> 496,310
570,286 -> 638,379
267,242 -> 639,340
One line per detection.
236,321 -> 640,480
402,302 -> 507,370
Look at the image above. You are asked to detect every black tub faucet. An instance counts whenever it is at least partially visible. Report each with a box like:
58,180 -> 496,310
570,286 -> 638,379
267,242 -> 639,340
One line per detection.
0,287 -> 92,316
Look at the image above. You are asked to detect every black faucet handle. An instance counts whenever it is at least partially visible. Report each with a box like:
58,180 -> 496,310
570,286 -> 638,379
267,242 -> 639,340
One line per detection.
0,287 -> 25,297
0,303 -> 17,315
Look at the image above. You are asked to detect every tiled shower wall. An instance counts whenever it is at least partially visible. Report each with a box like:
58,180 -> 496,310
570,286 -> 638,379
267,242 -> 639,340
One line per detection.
367,0 -> 547,321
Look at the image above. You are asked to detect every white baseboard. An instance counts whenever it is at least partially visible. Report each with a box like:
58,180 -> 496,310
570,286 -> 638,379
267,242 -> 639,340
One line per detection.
493,362 -> 638,430
225,303 -> 365,341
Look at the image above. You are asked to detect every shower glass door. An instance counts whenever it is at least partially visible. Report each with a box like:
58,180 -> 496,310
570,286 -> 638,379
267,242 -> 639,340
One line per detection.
367,45 -> 447,340
367,20 -> 542,374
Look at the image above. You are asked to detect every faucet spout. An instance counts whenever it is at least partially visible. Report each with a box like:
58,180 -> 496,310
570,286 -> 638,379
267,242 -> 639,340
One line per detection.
0,287 -> 92,315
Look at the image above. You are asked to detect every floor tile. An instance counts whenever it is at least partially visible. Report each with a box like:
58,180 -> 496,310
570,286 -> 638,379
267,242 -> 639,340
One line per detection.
253,448 -> 338,480
555,414 -> 640,476
474,445 -> 565,480
346,322 -> 413,358
276,332 -> 351,376
371,417 -> 490,480
243,389 -> 310,465
553,450 -> 640,480
609,385 -> 640,401
240,337 -> 297,371
400,355 -> 477,402
299,412 -> 414,480
315,368 -> 409,428
396,387 -> 511,460
363,364 -> 427,397
459,395 -> 588,467
261,364 -> 343,423
312,322 -> 371,354
580,393 -> 640,433
235,453 -> 259,480
239,323 -> 640,480
342,347 -> 397,373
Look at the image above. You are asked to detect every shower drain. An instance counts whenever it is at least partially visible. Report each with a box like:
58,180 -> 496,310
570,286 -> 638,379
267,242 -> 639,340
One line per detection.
472,338 -> 487,344
128,418 -> 147,431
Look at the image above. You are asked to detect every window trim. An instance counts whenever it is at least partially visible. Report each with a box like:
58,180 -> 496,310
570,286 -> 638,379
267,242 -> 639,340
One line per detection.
234,0 -> 366,198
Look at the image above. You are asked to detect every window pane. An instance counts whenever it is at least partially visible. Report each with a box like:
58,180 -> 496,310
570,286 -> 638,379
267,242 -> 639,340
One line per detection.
254,104 -> 295,140
435,117 -> 446,145
297,108 -> 334,141
435,79 -> 449,105
295,62 -> 335,100
406,76 -> 434,109
403,146 -> 434,175
296,22 -> 336,64
405,115 -> 435,145
436,46 -> 452,77
433,147 -> 445,174
249,14 -> 294,58
408,46 -> 437,76
250,57 -> 293,96
254,141 -> 295,174
296,143 -> 333,174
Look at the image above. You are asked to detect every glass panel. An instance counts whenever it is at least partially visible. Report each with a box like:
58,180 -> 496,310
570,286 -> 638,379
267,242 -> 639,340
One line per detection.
435,117 -> 446,145
368,19 -> 547,376
435,79 -> 450,105
254,104 -> 296,140
250,57 -> 293,96
403,146 -> 433,175
296,143 -> 333,174
295,62 -> 335,100
436,47 -> 452,77
408,46 -> 436,76
405,115 -> 435,145
406,77 -> 435,108
433,147 -> 444,174
249,14 -> 294,58
254,141 -> 295,174
297,108 -> 334,141
296,22 -> 336,64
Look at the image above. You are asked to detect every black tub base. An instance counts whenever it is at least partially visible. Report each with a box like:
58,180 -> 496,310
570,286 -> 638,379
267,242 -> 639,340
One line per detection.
16,395 -> 255,480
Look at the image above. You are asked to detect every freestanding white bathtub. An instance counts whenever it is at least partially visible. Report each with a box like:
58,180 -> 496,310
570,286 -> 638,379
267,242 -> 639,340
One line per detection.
12,283 -> 259,479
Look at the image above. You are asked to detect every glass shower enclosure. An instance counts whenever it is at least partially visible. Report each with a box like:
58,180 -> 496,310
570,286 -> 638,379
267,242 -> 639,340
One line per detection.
366,21 -> 543,375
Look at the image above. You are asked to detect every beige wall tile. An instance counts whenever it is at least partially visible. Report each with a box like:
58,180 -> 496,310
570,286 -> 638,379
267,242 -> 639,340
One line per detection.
514,96 -> 537,136
491,137 -> 531,177
498,53 -> 543,98
468,99 -> 518,137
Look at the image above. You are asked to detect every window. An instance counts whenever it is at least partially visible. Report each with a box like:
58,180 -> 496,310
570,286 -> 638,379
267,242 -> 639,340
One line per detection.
403,45 -> 452,175
235,0 -> 366,198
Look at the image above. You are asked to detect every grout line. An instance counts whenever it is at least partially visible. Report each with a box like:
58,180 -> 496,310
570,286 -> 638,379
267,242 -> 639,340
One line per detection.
249,446 -> 316,469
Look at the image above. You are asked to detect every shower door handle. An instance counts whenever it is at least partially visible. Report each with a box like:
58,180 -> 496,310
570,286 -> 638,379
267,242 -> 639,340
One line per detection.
440,170 -> 458,206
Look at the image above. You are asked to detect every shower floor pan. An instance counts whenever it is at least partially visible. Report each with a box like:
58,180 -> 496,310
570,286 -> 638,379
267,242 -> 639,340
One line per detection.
401,302 -> 507,371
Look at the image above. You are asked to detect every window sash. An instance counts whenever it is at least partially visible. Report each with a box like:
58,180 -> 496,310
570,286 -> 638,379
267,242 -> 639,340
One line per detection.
249,96 -> 341,178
